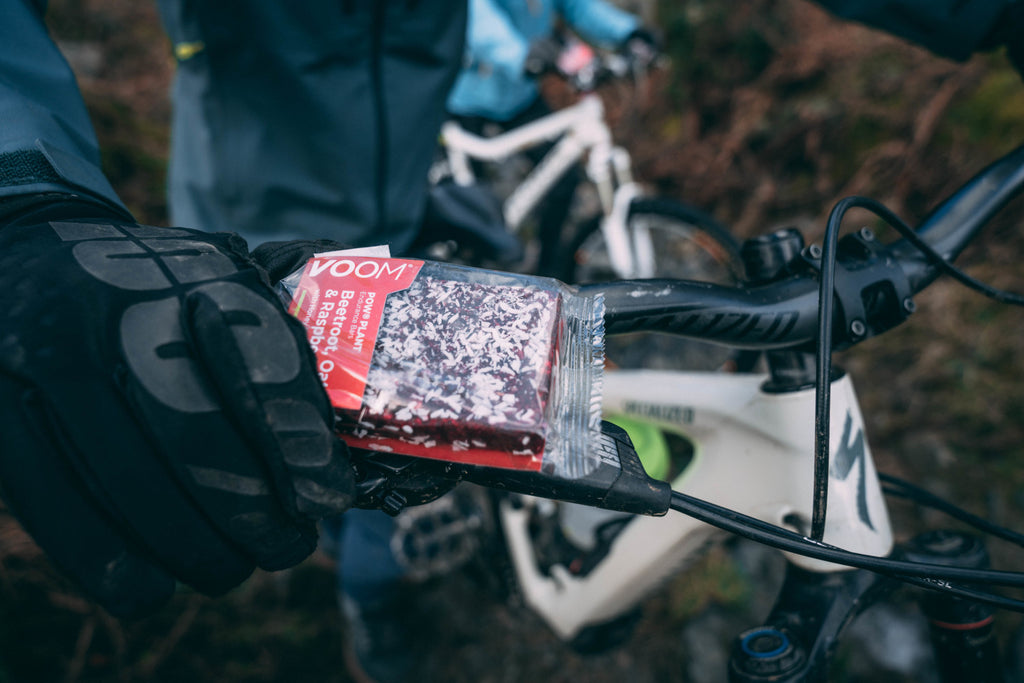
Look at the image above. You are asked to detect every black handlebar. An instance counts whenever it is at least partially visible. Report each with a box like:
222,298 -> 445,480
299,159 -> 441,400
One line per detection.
583,143 -> 1024,352
894,144 -> 1024,291
589,277 -> 822,350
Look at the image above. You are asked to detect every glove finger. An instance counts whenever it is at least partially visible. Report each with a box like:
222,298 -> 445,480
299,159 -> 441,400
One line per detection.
250,239 -> 351,285
0,375 -> 175,618
108,283 -> 319,572
185,282 -> 357,518
182,281 -> 354,565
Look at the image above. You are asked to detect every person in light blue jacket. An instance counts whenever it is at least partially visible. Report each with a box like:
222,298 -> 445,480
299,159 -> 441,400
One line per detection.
447,0 -> 646,122
444,0 -> 656,275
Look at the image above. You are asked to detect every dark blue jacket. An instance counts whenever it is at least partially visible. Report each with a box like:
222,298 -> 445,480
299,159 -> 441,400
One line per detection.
1,0 -> 467,253
155,0 -> 466,251
0,0 -> 128,216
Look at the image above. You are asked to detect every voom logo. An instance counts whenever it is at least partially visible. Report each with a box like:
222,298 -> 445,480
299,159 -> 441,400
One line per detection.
307,257 -> 421,281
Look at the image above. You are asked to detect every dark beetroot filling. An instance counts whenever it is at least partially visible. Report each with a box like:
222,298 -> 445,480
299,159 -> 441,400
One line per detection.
335,275 -> 560,457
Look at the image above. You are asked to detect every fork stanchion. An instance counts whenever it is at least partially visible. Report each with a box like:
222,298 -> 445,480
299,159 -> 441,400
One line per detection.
903,531 -> 1005,683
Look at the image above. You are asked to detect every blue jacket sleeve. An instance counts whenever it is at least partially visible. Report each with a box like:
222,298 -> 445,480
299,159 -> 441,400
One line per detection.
558,0 -> 639,49
813,0 -> 1007,62
0,0 -> 127,212
463,0 -> 532,81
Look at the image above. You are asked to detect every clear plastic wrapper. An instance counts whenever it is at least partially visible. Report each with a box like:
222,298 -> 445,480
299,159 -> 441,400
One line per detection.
278,252 -> 605,478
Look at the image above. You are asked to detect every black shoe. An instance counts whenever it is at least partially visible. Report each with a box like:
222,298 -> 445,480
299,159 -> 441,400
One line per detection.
340,594 -> 419,683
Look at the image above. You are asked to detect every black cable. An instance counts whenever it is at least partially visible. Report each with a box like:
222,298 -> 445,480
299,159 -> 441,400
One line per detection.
669,491 -> 1024,587
668,491 -> 1024,612
674,194 -> 1024,607
894,574 -> 1024,613
840,196 -> 1024,306
881,472 -> 1024,548
810,194 -> 1024,542
809,195 -> 849,541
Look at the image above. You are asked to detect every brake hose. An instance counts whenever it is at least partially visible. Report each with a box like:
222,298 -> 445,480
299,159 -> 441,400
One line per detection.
767,192 -> 1024,607
811,195 -> 1024,541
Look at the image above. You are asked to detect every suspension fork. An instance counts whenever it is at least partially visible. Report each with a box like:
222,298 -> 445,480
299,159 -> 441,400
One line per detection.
727,531 -> 1005,683
590,141 -> 654,278
727,563 -> 894,683
903,531 -> 1005,683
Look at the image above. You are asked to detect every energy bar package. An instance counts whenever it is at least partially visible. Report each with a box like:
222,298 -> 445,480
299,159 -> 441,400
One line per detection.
277,252 -> 605,478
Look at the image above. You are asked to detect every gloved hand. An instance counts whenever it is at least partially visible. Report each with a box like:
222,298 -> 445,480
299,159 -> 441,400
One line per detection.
0,195 -> 355,617
523,35 -> 563,79
620,28 -> 660,74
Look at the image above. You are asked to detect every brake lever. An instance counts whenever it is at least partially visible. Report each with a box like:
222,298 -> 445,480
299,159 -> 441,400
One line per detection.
350,450 -> 461,515
350,421 -> 672,517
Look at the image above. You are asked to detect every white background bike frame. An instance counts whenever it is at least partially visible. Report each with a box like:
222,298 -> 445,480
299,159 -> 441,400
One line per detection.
439,94 -> 656,278
501,369 -> 894,640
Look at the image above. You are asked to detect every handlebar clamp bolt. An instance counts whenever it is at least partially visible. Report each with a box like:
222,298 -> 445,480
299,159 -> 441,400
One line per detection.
803,245 -> 823,260
902,298 -> 917,314
850,319 -> 866,338
858,227 -> 875,241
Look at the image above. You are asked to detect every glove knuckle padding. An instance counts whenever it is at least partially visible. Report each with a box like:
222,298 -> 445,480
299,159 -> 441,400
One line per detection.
0,217 -> 354,613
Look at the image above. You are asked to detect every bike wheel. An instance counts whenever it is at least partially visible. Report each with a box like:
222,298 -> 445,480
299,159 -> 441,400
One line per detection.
569,198 -> 744,371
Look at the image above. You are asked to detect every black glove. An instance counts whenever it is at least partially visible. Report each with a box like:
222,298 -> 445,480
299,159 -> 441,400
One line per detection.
620,27 -> 660,73
523,35 -> 563,78
0,196 -> 354,617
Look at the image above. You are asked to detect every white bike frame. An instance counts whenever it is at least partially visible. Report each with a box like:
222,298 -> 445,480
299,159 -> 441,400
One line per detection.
439,94 -> 654,278
500,369 -> 894,640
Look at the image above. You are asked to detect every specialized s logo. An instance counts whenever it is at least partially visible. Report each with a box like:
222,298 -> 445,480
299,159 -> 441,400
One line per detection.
830,412 -> 874,531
